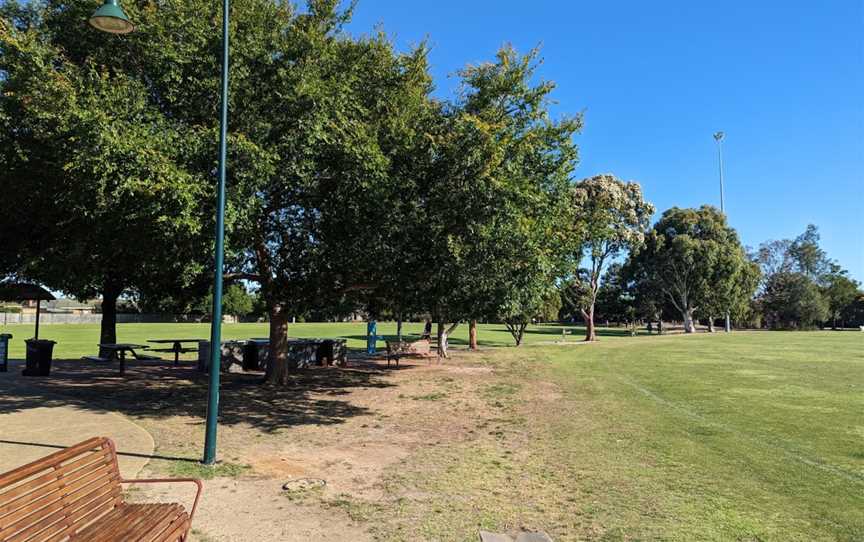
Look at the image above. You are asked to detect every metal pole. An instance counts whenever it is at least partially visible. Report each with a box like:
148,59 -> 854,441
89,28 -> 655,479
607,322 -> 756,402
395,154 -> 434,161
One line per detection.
717,138 -> 725,214
34,300 -> 41,340
714,132 -> 731,333
203,0 -> 230,465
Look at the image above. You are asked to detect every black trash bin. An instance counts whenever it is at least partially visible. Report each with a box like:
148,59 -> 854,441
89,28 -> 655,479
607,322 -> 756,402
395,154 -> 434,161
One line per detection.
23,339 -> 56,376
242,340 -> 259,371
0,333 -> 11,372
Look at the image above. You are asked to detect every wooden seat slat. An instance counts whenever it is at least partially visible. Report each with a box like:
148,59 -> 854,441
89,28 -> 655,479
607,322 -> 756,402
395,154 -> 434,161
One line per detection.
1,438 -> 197,542
0,495 -> 66,539
139,506 -> 186,542
0,447 -> 110,517
10,516 -> 67,542
3,457 -> 116,525
128,505 -> 180,541
79,505 -> 137,542
6,504 -> 68,542
155,513 -> 189,542
0,439 -> 103,488
27,519 -> 67,542
76,504 -> 185,542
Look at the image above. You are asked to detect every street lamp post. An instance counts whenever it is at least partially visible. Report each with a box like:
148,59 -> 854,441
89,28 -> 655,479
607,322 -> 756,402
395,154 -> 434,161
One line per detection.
713,131 -> 731,333
90,0 -> 230,465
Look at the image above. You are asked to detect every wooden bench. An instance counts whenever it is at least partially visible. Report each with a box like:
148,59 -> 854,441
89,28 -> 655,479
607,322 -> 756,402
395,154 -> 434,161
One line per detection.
0,437 -> 201,541
384,341 -> 406,367
385,339 -> 432,367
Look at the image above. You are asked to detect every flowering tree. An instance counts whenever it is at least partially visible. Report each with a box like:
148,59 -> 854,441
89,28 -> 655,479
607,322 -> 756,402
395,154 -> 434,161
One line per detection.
565,175 -> 653,341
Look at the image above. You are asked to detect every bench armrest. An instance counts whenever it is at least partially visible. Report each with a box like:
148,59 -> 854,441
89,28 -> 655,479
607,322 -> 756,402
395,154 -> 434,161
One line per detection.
120,477 -> 203,522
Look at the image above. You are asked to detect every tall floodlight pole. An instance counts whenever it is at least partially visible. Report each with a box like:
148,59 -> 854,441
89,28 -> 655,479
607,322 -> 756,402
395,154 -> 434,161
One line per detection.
90,0 -> 229,464
713,131 -> 731,333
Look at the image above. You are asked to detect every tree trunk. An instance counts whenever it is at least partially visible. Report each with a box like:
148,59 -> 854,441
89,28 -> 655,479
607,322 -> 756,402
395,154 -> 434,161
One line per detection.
657,319 -> 663,335
683,309 -> 696,333
469,320 -> 478,350
436,321 -> 447,360
264,305 -> 291,385
98,285 -> 121,358
581,307 -> 596,342
436,322 -> 460,360
708,317 -> 715,333
396,312 -> 403,342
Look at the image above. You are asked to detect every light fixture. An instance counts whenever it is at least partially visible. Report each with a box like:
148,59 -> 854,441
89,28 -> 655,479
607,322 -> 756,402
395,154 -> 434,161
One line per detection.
89,0 -> 134,34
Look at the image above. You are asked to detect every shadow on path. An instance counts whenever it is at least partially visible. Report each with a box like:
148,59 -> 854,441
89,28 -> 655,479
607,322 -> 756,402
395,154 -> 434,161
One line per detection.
0,358 -> 402,434
0,439 -> 199,463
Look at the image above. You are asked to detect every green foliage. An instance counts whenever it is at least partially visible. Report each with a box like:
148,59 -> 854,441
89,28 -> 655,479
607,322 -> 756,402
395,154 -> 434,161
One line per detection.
755,225 -> 857,329
760,271 -> 830,329
627,206 -> 757,332
564,174 -> 653,339
0,0 -> 211,341
820,265 -> 860,328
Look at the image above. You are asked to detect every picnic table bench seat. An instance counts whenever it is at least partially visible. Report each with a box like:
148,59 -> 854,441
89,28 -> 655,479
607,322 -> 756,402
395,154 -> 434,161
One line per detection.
0,437 -> 201,542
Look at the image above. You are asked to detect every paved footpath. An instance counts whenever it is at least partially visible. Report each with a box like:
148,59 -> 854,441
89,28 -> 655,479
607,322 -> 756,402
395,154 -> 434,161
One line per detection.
0,360 -> 154,477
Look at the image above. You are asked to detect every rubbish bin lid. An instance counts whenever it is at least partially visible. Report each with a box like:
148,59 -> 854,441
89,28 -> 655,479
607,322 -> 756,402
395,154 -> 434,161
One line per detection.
0,334 -> 11,339
25,339 -> 56,344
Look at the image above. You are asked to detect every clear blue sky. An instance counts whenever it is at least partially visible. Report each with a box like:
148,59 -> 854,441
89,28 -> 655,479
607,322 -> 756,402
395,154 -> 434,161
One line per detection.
346,0 -> 864,281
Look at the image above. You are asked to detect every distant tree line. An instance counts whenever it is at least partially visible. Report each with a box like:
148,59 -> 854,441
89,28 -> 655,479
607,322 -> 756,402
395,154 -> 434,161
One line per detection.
574,223 -> 861,332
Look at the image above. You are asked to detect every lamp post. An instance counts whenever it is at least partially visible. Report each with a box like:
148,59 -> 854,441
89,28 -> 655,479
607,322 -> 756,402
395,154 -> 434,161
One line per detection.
90,0 -> 230,465
713,131 -> 732,333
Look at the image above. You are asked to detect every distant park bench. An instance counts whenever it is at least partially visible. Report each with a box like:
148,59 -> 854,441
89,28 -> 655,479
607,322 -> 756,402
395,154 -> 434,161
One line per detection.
0,437 -> 201,541
385,339 -> 431,367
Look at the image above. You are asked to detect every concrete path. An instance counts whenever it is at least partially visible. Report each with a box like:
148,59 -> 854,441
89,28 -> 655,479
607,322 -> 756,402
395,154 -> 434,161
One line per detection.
0,360 -> 154,478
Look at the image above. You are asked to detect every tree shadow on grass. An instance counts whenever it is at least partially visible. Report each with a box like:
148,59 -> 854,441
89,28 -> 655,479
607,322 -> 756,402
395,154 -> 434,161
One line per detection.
0,358 -> 402,434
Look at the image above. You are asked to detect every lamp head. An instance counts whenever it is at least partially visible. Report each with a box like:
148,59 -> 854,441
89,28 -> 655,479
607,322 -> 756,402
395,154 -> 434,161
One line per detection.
89,0 -> 134,34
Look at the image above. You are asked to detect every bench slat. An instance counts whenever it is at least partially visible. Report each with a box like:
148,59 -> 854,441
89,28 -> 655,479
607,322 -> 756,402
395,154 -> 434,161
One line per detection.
0,438 -> 103,489
0,438 -> 195,542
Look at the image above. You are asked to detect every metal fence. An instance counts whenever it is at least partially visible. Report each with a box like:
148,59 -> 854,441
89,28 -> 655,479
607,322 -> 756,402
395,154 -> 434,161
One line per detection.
0,313 -> 236,325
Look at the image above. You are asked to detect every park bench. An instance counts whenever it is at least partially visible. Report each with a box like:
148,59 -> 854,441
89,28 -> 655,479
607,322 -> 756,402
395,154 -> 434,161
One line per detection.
385,340 -> 407,367
385,339 -> 432,367
0,437 -> 201,542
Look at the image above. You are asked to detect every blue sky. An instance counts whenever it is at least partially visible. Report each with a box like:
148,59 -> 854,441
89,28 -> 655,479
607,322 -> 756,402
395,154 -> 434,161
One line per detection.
346,0 -> 864,281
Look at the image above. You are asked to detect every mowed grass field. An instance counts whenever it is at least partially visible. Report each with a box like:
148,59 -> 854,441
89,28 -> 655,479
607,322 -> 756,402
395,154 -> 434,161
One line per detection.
342,331 -> 863,540
0,321 -> 626,359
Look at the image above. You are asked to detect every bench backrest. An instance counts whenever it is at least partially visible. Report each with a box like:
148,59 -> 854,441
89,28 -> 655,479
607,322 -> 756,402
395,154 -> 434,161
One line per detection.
0,437 -> 122,542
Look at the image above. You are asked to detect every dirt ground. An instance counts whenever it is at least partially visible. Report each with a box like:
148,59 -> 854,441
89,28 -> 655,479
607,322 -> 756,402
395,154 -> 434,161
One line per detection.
2,350 -> 525,541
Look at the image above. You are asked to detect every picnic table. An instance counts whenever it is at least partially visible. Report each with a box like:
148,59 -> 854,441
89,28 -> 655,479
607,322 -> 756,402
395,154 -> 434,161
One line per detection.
95,343 -> 151,375
147,338 -> 202,366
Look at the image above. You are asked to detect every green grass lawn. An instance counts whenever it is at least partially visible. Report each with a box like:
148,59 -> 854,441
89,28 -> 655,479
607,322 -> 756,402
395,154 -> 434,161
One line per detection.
0,320 -> 627,359
368,331 -> 864,541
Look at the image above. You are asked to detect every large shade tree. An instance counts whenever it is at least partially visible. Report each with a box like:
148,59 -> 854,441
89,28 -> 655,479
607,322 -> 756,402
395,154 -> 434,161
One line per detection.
0,3 -> 207,348
399,46 -> 581,355
627,206 -> 756,333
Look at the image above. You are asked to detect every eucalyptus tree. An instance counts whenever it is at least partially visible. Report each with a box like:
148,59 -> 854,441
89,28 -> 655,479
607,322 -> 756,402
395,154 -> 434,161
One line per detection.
627,206 -> 755,333
565,175 -> 653,341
